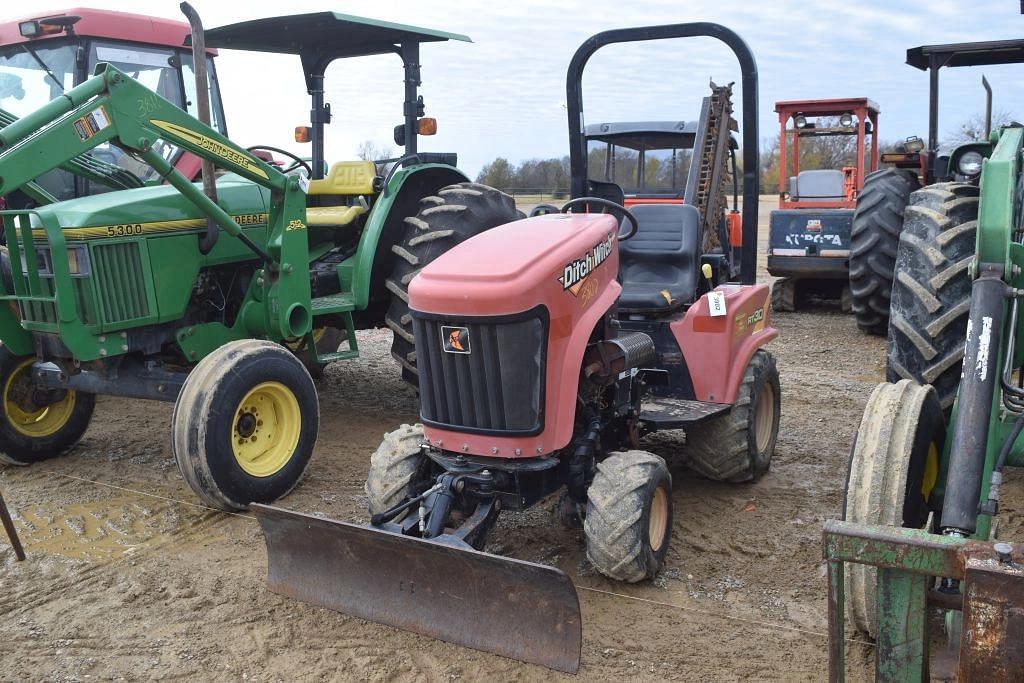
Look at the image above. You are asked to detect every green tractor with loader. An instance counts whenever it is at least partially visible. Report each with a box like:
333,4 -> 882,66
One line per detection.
829,117 -> 1024,678
0,9 -> 519,510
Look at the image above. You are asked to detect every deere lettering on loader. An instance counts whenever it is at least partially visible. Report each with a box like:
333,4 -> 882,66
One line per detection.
253,22 -> 776,673
848,39 -> 1024,336
0,8 -> 226,206
0,10 -> 519,510
826,126 -> 1024,678
767,98 -> 879,312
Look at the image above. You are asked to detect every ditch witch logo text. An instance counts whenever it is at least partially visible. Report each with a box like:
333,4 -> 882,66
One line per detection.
559,233 -> 615,295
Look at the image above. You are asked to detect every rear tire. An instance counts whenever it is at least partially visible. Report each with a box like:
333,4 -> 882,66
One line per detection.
682,349 -> 780,482
771,277 -> 796,313
172,340 -> 319,511
585,450 -> 672,582
843,380 -> 944,635
0,346 -> 94,465
849,169 -> 916,335
886,183 -> 978,411
385,183 -> 520,385
365,423 -> 428,518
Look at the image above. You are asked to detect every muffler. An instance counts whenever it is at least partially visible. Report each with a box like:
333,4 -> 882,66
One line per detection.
252,504 -> 582,673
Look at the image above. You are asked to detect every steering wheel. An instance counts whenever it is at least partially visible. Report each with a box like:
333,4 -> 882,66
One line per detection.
560,197 -> 639,240
246,145 -> 313,177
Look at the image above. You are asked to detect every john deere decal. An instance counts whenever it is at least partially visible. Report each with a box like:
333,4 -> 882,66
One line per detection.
559,232 -> 614,295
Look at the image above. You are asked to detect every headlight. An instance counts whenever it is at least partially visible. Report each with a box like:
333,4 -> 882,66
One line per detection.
794,115 -> 807,128
958,151 -> 984,176
839,113 -> 854,127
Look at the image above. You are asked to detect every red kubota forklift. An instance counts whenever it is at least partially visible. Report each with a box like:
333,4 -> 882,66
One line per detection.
253,22 -> 777,673
767,98 -> 879,312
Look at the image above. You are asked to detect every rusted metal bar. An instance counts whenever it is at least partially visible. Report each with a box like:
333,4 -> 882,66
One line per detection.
960,556 -> 1024,681
823,519 -> 970,578
827,559 -> 845,683
875,567 -> 929,682
0,490 -> 25,561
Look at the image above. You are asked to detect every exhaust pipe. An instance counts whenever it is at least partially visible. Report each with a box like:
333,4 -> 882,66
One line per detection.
179,2 -> 219,254
982,75 -> 993,140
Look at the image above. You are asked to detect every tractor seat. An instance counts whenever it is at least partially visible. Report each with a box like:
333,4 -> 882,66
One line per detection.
305,205 -> 366,227
618,203 -> 700,314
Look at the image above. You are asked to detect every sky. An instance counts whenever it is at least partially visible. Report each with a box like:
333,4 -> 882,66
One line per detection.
11,1 -> 1024,177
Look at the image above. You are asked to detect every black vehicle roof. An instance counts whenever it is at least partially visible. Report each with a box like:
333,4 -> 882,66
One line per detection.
906,38 -> 1024,70
200,12 -> 471,58
583,121 -> 698,150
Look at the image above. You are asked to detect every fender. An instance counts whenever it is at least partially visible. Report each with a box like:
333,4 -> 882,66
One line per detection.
350,163 -> 468,311
671,283 -> 776,404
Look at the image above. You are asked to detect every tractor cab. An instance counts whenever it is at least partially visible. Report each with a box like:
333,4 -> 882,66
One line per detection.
767,98 -> 879,311
0,8 -> 225,205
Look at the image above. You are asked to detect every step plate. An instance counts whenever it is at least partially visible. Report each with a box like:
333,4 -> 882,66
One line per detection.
640,397 -> 730,431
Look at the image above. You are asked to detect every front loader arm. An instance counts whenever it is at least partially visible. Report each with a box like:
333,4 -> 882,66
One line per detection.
0,63 -> 313,347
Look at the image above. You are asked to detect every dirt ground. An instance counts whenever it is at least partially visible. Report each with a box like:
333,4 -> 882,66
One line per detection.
1,197 -> 1020,681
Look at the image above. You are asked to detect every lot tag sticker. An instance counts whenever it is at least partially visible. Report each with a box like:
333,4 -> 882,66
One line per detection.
708,291 -> 727,317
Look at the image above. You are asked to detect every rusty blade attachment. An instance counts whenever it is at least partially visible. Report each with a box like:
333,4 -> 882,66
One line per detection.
252,504 -> 582,673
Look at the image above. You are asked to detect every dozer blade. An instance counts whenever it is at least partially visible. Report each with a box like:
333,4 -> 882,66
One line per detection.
251,504 -> 582,673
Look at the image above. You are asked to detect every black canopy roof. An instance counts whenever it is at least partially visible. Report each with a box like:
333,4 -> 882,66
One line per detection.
199,12 -> 471,59
583,121 -> 698,150
907,38 -> 1024,70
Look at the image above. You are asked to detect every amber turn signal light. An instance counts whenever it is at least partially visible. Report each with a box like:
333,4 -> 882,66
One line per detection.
417,118 -> 437,136
294,126 -> 311,143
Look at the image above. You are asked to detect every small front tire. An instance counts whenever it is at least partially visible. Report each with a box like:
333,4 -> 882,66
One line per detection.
172,340 -> 319,511
365,423 -> 429,518
0,347 -> 94,465
585,450 -> 672,583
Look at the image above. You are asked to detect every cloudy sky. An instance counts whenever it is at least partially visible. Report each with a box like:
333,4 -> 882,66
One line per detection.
17,1 -> 1024,176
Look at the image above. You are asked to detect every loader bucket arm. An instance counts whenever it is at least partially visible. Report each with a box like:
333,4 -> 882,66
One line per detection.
0,63 -> 314,344
252,505 -> 583,673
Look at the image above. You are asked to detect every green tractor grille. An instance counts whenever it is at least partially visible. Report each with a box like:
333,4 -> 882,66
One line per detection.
91,242 -> 150,324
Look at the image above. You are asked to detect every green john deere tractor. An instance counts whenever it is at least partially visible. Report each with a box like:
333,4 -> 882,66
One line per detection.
0,11 -> 519,510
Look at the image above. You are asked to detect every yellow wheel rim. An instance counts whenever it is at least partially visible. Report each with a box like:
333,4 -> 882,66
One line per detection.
922,442 -> 939,503
648,486 -> 669,552
230,381 -> 301,478
4,359 -> 76,438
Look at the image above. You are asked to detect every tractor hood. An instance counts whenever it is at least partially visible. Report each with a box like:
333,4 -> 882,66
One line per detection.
27,175 -> 269,241
409,212 -> 620,317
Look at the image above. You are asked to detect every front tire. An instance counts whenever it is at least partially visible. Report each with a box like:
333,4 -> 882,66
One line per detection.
585,450 -> 672,582
886,183 -> 978,411
0,347 -> 94,465
843,380 -> 944,635
849,168 -> 916,335
365,423 -> 428,518
172,340 -> 319,511
682,349 -> 780,482
385,183 -> 520,384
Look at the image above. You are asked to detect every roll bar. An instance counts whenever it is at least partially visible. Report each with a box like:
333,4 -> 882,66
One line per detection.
566,22 -> 759,285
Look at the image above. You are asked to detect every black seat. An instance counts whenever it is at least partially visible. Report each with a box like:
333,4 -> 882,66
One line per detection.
618,203 -> 700,313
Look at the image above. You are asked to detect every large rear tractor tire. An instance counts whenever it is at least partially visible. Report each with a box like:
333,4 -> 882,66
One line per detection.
365,423 -> 428,519
886,183 -> 978,412
0,347 -> 95,465
849,169 -> 917,335
386,183 -> 521,384
585,450 -> 672,582
844,380 -> 944,636
682,349 -> 780,482
172,340 -> 319,511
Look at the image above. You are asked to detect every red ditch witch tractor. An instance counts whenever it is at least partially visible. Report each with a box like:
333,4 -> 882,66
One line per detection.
768,98 -> 879,312
252,23 -> 777,673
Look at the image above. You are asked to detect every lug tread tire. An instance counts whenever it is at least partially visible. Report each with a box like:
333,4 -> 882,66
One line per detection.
849,169 -> 916,335
0,346 -> 95,465
385,183 -> 520,382
172,339 -> 318,511
843,379 -> 943,635
584,450 -> 672,583
682,349 -> 780,482
771,277 -> 796,312
886,183 -> 978,410
365,423 -> 426,517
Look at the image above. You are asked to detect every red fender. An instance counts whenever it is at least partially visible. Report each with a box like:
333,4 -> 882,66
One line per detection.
671,284 -> 777,404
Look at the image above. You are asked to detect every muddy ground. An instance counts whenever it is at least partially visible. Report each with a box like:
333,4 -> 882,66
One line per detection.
1,198 -> 1021,681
